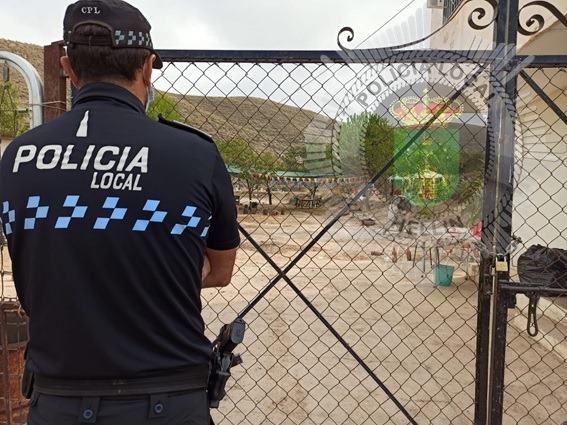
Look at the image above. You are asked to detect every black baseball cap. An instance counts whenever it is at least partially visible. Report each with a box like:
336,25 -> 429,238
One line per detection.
63,0 -> 163,69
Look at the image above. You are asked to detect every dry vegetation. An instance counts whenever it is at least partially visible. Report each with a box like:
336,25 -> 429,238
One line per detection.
170,94 -> 332,153
0,38 -> 333,153
0,39 -> 44,80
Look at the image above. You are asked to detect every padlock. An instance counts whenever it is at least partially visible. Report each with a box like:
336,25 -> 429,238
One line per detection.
495,255 -> 508,272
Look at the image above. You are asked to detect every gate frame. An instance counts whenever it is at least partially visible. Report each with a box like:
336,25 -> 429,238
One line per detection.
472,1 -> 567,424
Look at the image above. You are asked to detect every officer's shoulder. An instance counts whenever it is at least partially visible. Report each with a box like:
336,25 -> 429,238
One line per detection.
157,115 -> 215,144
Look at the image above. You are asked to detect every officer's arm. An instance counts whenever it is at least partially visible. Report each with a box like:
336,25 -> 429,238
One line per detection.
202,247 -> 238,288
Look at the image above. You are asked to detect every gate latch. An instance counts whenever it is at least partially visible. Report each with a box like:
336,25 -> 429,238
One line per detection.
526,292 -> 540,337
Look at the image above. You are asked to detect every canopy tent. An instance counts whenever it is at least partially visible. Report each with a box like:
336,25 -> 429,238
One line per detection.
226,166 -> 366,184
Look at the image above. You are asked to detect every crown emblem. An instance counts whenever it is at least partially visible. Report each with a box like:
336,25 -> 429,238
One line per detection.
389,89 -> 463,127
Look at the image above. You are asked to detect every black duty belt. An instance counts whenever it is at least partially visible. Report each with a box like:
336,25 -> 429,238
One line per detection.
33,364 -> 210,397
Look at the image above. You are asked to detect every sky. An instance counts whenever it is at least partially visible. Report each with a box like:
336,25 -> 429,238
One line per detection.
0,0 -> 422,50
1,0 -> 437,118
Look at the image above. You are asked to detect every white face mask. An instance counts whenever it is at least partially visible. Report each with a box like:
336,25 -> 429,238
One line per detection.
145,84 -> 155,113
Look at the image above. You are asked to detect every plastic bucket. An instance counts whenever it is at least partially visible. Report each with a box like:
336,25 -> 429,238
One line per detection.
434,264 -> 455,286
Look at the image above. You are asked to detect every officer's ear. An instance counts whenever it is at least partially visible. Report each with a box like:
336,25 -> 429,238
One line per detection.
61,56 -> 80,89
142,54 -> 156,87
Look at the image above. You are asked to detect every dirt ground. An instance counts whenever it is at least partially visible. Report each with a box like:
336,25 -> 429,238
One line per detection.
204,194 -> 567,425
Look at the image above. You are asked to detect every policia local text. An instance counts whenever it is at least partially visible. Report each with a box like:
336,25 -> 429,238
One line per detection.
12,144 -> 148,192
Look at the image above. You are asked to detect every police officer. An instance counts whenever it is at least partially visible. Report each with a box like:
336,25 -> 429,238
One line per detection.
0,0 -> 240,423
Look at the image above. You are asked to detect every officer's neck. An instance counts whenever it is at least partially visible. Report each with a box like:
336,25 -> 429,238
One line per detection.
79,77 -> 147,106
61,55 -> 152,108
121,75 -> 148,106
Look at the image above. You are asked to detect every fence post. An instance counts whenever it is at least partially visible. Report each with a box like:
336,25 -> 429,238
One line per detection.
488,41 -> 520,425
0,304 -> 13,425
474,0 -> 521,423
473,2 -> 503,422
43,41 -> 66,123
487,0 -> 520,423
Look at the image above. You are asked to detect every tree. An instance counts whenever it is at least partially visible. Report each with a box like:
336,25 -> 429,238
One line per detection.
336,113 -> 367,177
256,151 -> 279,205
146,92 -> 184,122
0,82 -> 29,138
217,138 -> 265,202
362,114 -> 395,179
337,112 -> 394,195
281,146 -> 308,172
337,113 -> 394,174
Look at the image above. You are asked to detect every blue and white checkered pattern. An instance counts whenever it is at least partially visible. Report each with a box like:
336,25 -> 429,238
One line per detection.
2,201 -> 15,235
94,197 -> 127,230
0,197 -> 210,238
25,196 -> 49,230
171,206 -> 201,235
56,196 -> 88,229
133,200 -> 167,232
115,30 -> 152,48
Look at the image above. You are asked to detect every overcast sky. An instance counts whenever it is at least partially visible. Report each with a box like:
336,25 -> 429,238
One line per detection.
0,0 -> 422,50
1,0 -> 437,118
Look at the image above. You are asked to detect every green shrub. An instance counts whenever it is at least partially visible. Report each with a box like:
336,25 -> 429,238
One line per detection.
146,92 -> 184,122
0,82 -> 29,138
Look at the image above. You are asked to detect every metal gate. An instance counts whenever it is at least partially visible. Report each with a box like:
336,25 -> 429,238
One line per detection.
149,0 -> 567,422
2,0 -> 566,424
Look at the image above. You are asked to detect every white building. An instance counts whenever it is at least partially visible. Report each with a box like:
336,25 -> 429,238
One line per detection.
430,0 -> 567,252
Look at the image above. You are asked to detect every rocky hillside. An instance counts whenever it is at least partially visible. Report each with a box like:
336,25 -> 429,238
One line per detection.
0,39 -> 44,80
169,94 -> 332,153
0,38 -> 333,152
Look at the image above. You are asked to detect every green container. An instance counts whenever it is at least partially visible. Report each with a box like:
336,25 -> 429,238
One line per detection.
434,264 -> 455,286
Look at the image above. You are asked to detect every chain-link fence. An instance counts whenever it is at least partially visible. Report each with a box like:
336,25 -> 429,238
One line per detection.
1,12 -> 566,425
497,66 -> 567,425
146,51 -> 567,424
0,303 -> 28,425
147,56 -> 490,424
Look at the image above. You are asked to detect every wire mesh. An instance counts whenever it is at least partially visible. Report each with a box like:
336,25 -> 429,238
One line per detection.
0,47 -> 564,424
150,59 -> 493,424
0,303 -> 28,425
501,67 -> 567,425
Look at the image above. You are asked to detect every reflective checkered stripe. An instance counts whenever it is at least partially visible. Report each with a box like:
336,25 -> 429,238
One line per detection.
2,196 -> 210,237
114,30 -> 153,47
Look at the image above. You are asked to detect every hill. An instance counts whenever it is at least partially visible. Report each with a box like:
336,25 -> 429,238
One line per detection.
169,94 -> 332,153
0,39 -> 44,80
0,38 -> 333,153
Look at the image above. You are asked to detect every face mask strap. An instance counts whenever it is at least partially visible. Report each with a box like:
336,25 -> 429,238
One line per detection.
145,85 -> 155,113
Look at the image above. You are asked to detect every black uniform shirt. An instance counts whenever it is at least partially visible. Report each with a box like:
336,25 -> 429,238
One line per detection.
0,83 -> 240,379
